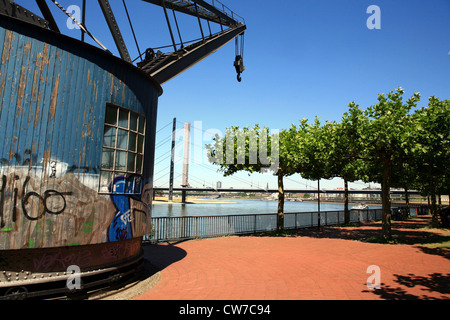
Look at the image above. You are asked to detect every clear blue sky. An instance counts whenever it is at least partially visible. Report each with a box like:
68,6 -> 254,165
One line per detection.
18,0 -> 450,190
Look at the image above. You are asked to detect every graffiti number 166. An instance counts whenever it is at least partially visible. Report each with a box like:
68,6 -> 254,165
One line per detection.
0,175 -> 73,228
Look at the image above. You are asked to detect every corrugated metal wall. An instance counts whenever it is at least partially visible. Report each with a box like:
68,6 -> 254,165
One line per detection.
0,16 -> 161,250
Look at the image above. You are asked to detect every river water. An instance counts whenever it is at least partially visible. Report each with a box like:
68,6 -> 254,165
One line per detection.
151,199 -> 380,217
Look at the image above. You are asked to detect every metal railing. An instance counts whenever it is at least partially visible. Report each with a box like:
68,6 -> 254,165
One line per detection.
143,209 -> 384,243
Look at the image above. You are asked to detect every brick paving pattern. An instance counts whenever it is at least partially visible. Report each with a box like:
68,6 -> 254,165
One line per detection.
135,217 -> 450,300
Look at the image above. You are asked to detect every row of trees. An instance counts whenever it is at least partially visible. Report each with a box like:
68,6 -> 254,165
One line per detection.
207,88 -> 449,239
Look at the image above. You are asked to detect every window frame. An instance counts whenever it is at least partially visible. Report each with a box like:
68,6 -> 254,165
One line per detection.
99,103 -> 146,194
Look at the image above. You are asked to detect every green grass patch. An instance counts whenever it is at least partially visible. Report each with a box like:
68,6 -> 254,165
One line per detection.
332,222 -> 366,228
364,233 -> 450,248
423,239 -> 450,249
364,236 -> 402,245
255,230 -> 295,237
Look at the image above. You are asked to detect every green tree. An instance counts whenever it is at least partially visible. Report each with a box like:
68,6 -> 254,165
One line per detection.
328,119 -> 367,223
297,118 -> 335,181
343,88 -> 420,239
207,125 -> 293,231
410,97 -> 450,226
281,119 -> 336,228
206,125 -> 276,176
390,161 -> 415,216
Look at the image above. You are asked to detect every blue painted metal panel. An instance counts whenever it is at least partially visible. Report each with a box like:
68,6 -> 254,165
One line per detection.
0,16 -> 162,250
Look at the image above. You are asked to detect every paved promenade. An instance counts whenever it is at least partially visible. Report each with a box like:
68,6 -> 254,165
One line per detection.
134,218 -> 450,300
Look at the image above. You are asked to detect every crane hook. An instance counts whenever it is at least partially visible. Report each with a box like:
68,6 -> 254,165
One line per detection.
234,55 -> 245,82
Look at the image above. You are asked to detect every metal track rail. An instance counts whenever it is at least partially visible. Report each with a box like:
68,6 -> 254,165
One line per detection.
0,252 -> 144,300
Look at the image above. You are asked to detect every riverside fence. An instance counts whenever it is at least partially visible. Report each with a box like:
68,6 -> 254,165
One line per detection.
143,209 -> 384,243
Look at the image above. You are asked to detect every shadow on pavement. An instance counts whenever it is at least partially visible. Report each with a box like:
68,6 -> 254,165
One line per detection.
265,216 -> 450,260
362,272 -> 450,300
142,242 -> 188,273
88,243 -> 188,300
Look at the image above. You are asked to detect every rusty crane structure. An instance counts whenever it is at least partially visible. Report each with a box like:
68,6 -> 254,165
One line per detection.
1,0 -> 246,83
0,0 -> 245,299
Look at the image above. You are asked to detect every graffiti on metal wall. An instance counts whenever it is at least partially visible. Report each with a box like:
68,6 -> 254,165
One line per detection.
0,149 -> 37,167
107,175 -> 147,242
0,169 -> 114,250
0,175 -> 73,227
0,166 -> 150,250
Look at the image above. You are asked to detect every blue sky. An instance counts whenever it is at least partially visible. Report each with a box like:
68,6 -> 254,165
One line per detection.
18,0 -> 450,190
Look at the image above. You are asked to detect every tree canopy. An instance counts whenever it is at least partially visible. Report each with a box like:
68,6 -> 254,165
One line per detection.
207,88 -> 450,237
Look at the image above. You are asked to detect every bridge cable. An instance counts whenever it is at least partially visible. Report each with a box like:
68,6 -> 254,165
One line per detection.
195,162 -> 266,191
154,148 -> 172,162
155,136 -> 172,149
183,137 -> 268,190
156,120 -> 174,133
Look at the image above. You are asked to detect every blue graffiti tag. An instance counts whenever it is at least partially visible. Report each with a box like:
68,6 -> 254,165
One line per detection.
107,175 -> 143,242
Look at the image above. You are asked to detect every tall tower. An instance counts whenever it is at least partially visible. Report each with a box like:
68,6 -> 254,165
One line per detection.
181,122 -> 191,203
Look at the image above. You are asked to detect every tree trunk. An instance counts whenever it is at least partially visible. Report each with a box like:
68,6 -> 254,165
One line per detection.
404,185 -> 410,218
277,168 -> 284,231
381,161 -> 392,239
430,180 -> 440,228
438,193 -> 442,214
344,178 -> 350,224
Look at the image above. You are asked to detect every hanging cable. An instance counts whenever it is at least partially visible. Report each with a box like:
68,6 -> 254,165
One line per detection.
234,33 -> 245,82
50,0 -> 110,52
240,33 -> 245,59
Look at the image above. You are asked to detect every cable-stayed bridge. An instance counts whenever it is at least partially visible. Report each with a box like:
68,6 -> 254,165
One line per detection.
153,119 -> 422,197
153,187 -> 421,195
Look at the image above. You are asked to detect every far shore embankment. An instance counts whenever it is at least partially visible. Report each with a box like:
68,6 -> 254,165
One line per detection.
152,196 -> 236,205
152,196 -> 429,206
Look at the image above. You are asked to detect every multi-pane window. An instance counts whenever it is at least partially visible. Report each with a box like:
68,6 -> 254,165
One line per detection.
99,104 -> 145,193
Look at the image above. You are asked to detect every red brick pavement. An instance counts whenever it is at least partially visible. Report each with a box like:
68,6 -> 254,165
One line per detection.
134,235 -> 450,300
